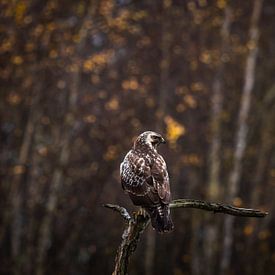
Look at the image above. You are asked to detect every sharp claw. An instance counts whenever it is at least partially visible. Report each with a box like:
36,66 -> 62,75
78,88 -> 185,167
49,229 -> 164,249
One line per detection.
138,208 -> 147,218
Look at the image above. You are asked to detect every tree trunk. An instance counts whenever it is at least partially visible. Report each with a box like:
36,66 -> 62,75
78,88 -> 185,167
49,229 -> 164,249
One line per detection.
220,0 -> 263,273
107,200 -> 267,275
9,81 -> 41,274
35,4 -> 95,272
245,85 -> 275,274
204,6 -> 232,275
250,85 -> 275,207
145,1 -> 171,275
255,161 -> 275,274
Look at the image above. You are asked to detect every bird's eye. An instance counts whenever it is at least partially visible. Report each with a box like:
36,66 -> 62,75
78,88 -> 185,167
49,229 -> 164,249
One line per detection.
152,135 -> 159,140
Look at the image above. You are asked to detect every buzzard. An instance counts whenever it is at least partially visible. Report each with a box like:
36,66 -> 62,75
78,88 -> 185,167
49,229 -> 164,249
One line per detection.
120,131 -> 173,233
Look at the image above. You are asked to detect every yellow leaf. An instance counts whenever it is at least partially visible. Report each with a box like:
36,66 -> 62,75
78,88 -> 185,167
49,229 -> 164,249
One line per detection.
233,197 -> 243,207
7,93 -> 21,105
104,145 -> 118,161
13,165 -> 25,175
83,115 -> 96,123
49,50 -> 58,58
191,82 -> 204,92
243,225 -> 254,236
12,56 -> 23,65
200,51 -> 211,64
217,0 -> 227,9
164,116 -> 186,146
184,95 -> 197,108
15,2 -> 27,24
105,97 -> 119,111
122,78 -> 139,90
83,50 -> 114,72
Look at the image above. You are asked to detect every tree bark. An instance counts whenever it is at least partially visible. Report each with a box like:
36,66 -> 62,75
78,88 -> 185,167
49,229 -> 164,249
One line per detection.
105,199 -> 267,275
145,1 -> 172,275
204,6 -> 232,275
250,84 -> 275,207
245,84 -> 275,274
9,80 -> 42,274
220,1 -> 263,273
207,5 -> 232,202
35,4 -> 95,272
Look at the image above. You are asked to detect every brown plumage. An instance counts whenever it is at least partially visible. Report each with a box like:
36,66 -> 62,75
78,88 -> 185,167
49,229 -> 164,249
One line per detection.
120,131 -> 173,233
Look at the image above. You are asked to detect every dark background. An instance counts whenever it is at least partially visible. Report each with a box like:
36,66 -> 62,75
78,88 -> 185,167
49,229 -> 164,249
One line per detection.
1,0 -> 275,274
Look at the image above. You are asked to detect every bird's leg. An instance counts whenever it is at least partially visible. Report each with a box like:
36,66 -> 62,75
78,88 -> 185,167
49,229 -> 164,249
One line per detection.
133,207 -> 148,221
137,207 -> 147,218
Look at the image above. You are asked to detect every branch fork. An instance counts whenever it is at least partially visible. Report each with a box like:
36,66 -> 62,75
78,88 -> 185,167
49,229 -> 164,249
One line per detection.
104,199 -> 268,275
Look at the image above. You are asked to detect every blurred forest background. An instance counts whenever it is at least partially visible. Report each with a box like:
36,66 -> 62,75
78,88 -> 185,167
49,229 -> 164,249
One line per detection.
1,0 -> 275,274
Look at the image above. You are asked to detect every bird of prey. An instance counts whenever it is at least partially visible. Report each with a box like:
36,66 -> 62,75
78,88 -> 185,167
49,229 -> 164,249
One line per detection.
120,131 -> 173,233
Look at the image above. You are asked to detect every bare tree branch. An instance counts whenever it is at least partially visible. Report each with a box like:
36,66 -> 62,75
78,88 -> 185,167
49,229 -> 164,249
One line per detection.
169,199 -> 268,217
104,198 -> 267,275
104,204 -> 132,222
104,206 -> 149,275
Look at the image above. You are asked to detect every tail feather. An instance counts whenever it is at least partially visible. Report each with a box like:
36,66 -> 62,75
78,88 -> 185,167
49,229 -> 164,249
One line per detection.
146,205 -> 173,233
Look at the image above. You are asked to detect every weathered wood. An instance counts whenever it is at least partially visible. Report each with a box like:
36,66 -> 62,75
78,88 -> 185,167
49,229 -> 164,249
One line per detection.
170,199 -> 267,217
105,199 -> 268,275
104,204 -> 150,275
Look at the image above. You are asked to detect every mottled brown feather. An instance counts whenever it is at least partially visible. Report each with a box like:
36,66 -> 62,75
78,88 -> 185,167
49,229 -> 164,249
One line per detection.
120,131 -> 173,232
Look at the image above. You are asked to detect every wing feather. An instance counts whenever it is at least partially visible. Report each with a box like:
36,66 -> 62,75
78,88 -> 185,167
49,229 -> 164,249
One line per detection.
121,150 -> 171,207
151,155 -> 171,204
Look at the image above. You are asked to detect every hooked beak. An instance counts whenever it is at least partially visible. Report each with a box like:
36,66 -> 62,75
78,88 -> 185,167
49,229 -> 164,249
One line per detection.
160,137 -> 166,144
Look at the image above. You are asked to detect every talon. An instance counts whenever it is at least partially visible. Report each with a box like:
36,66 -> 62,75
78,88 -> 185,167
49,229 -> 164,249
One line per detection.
133,211 -> 137,218
137,207 -> 147,218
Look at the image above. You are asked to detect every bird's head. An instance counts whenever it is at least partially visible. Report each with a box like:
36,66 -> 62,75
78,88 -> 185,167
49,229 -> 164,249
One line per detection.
134,131 -> 166,150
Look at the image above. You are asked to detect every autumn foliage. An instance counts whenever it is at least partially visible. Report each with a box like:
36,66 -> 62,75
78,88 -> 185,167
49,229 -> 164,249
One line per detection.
0,1 -> 275,275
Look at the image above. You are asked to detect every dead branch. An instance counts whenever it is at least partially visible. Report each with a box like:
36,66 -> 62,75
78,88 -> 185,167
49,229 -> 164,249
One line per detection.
169,199 -> 268,217
104,204 -> 150,275
104,204 -> 132,222
104,198 -> 267,275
